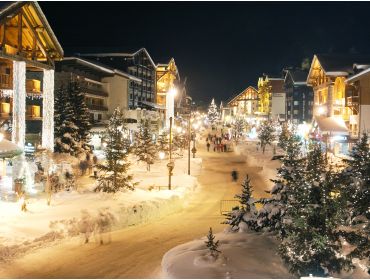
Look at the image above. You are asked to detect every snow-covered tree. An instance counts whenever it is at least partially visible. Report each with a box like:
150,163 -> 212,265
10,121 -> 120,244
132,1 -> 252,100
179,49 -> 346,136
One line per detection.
256,133 -> 304,237
278,122 -> 291,151
54,84 -> 79,155
279,143 -> 351,277
258,120 -> 276,153
134,118 -> 157,171
205,227 -> 221,258
54,81 -> 92,156
96,108 -> 134,193
223,175 -> 258,231
340,133 -> 370,267
207,98 -> 219,126
233,117 -> 245,138
157,132 -> 169,155
69,81 -> 92,154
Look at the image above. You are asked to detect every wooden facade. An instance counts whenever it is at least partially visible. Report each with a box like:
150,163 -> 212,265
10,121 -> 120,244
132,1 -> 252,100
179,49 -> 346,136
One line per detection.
227,86 -> 258,117
0,2 -> 63,149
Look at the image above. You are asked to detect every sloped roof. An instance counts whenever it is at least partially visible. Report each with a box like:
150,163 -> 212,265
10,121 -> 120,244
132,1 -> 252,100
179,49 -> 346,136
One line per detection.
78,48 -> 156,68
316,54 -> 370,74
227,86 -> 258,105
285,69 -> 308,84
314,116 -> 349,135
0,1 -> 63,60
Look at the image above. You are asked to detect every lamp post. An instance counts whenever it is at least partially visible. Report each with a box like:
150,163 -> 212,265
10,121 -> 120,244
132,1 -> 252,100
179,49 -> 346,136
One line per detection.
167,117 -> 174,190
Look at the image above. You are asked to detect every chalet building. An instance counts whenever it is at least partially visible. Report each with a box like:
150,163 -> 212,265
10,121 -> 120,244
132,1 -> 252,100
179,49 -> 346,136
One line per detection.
284,69 -> 314,124
227,86 -> 259,119
0,2 -> 63,150
257,75 -> 286,120
345,67 -> 370,138
55,57 -> 141,124
307,53 -> 370,154
156,58 -> 180,128
77,48 -> 156,110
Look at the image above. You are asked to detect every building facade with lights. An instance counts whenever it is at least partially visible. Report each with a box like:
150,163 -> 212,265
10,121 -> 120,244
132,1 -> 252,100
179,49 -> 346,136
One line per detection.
227,86 -> 259,119
307,53 -> 370,154
77,48 -> 156,110
0,2 -> 63,150
284,69 -> 314,124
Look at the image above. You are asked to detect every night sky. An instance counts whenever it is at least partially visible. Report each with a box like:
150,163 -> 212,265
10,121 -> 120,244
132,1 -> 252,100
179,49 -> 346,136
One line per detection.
40,1 -> 370,105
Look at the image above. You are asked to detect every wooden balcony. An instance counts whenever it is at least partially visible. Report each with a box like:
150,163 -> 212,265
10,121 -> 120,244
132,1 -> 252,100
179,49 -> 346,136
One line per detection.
0,73 -> 12,89
87,104 -> 108,111
82,86 -> 108,97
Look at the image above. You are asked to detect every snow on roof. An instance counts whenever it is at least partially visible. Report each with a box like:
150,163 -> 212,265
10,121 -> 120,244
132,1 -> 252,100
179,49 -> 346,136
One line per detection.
346,66 -> 370,83
314,116 -> 349,135
63,57 -> 115,74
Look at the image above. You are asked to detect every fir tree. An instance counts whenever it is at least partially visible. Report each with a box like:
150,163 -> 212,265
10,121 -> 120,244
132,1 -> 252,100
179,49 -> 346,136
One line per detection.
69,81 -> 92,154
223,175 -> 258,231
256,133 -> 304,237
258,120 -> 276,153
157,132 -> 169,156
233,117 -> 245,139
279,143 -> 351,277
278,122 -> 291,151
340,133 -> 370,267
207,98 -> 219,126
134,118 -> 158,171
96,108 -> 134,193
205,227 -> 221,258
54,84 -> 79,155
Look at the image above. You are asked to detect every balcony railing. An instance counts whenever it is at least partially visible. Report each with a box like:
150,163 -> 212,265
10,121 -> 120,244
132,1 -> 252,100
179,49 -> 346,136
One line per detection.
81,87 -> 108,97
0,74 -> 12,89
87,104 -> 108,111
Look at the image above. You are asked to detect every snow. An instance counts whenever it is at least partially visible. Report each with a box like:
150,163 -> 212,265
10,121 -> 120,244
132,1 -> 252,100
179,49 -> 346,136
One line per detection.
0,155 -> 202,261
162,230 -> 293,279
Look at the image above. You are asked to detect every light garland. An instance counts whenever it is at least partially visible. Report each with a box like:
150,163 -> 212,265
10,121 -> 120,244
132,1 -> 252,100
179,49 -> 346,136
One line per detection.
42,69 -> 54,151
12,61 -> 26,148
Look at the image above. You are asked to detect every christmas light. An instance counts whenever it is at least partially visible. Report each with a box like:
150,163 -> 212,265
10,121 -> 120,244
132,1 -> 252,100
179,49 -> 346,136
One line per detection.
42,69 -> 55,151
12,61 -> 26,148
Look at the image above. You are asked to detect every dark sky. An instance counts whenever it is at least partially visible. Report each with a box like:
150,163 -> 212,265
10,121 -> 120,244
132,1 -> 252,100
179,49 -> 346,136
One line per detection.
40,1 -> 370,104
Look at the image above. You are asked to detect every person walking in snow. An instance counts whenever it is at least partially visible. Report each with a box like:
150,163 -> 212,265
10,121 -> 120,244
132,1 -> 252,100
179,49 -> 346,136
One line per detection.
206,141 -> 210,152
231,169 -> 238,182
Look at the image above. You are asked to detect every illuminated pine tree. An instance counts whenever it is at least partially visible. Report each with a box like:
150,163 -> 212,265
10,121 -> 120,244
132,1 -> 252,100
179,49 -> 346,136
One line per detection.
134,118 -> 157,171
258,120 -> 276,153
96,108 -> 134,193
207,98 -> 219,126
278,122 -> 291,151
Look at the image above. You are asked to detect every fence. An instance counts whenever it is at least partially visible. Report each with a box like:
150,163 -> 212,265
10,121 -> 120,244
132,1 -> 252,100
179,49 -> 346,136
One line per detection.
220,199 -> 241,215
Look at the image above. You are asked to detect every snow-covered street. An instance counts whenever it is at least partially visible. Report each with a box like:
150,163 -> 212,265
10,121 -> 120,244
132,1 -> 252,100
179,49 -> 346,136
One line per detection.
0,141 -> 276,278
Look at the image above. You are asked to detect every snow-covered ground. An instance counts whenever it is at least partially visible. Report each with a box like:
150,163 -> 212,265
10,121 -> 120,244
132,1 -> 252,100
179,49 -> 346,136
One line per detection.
0,155 -> 202,261
162,230 -> 292,279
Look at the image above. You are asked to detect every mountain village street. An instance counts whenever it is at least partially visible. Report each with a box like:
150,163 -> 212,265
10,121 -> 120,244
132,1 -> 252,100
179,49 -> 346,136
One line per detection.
0,142 -> 277,278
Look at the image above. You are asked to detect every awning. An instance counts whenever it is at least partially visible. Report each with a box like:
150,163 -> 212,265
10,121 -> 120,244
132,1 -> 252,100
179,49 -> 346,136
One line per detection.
314,116 -> 349,136
140,101 -> 166,110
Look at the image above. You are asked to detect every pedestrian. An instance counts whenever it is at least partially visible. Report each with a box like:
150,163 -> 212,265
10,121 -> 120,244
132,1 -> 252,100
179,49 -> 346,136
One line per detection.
231,169 -> 238,182
206,141 -> 210,152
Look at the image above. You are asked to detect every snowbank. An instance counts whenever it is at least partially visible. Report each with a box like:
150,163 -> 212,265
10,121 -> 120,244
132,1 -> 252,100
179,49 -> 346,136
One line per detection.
162,230 -> 293,279
0,157 -> 202,262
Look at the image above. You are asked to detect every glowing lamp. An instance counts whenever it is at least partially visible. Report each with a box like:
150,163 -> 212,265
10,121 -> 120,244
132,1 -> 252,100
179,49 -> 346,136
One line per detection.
169,88 -> 177,96
0,133 -> 4,142
159,151 -> 165,160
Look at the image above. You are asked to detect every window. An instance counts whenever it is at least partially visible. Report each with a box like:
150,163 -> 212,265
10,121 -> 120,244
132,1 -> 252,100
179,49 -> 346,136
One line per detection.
294,101 -> 299,106
293,110 -> 299,115
98,114 -> 102,121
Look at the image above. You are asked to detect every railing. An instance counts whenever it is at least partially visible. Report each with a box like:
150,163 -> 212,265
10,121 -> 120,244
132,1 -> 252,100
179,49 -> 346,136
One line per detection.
81,87 -> 108,97
87,104 -> 108,111
0,74 -> 12,89
220,199 -> 241,215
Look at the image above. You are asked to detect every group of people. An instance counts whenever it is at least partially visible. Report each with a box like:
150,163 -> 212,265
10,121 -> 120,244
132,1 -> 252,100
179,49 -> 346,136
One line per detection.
206,133 -> 230,152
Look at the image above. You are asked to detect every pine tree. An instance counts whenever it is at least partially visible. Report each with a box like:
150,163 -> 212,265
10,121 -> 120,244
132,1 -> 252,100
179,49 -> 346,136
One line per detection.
54,84 -> 80,155
157,132 -> 169,156
224,175 -> 258,231
340,133 -> 370,267
205,227 -> 221,258
233,117 -> 245,139
279,143 -> 351,277
96,108 -> 134,193
207,98 -> 219,126
256,133 -> 304,237
258,120 -> 276,153
69,81 -> 92,154
278,122 -> 291,151
134,118 -> 157,171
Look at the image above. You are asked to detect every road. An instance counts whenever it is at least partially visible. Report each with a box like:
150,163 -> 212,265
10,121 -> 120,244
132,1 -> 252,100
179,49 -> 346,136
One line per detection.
0,143 -> 272,278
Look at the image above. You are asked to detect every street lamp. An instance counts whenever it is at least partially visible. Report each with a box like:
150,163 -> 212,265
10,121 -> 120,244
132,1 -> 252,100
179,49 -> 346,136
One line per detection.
167,117 -> 175,190
166,88 -> 177,129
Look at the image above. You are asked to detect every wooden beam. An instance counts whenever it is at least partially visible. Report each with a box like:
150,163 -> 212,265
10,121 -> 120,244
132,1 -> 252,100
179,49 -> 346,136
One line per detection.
1,23 -> 5,50
0,51 -> 53,70
20,10 -> 54,67
17,13 -> 22,54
